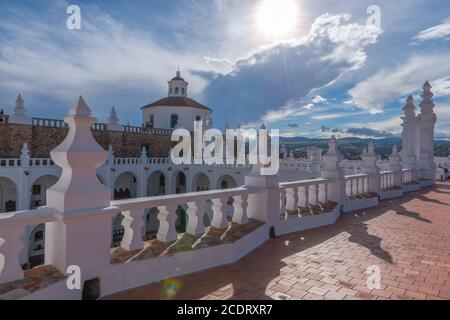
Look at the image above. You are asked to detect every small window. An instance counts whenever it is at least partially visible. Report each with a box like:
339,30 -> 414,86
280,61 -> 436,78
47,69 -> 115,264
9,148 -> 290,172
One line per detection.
32,185 -> 41,195
196,115 -> 201,121
169,88 -> 172,94
175,87 -> 179,94
182,88 -> 185,95
171,114 -> 179,128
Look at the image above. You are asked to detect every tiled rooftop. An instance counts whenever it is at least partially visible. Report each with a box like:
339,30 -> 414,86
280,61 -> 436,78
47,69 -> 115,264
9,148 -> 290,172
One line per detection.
104,182 -> 450,300
0,265 -> 65,300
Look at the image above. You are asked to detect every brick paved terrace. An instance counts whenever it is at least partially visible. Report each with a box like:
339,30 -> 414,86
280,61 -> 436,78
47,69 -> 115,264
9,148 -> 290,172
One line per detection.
104,181 -> 450,300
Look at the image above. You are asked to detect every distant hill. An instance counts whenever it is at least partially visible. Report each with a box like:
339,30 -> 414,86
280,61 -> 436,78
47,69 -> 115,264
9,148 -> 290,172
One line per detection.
279,137 -> 449,159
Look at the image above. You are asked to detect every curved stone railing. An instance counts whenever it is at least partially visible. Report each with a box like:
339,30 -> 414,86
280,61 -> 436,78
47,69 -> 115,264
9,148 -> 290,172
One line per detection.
111,186 -> 258,249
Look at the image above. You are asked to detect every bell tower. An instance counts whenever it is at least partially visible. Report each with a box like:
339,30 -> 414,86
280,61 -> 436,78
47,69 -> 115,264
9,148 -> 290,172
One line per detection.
168,70 -> 188,97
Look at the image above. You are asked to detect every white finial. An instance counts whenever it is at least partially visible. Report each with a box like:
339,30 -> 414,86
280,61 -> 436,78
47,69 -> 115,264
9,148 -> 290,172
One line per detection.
69,96 -> 91,117
107,106 -> 123,131
9,93 -> 32,125
403,95 -> 416,117
419,80 -> 435,112
321,135 -> 344,179
46,96 -> 110,213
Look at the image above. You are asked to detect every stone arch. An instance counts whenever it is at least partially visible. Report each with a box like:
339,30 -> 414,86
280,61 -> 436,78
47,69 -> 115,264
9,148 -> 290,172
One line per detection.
28,224 -> 45,267
191,172 -> 211,192
30,175 -> 58,209
0,177 -> 18,213
216,175 -> 238,189
173,171 -> 187,194
114,172 -> 138,200
147,171 -> 167,196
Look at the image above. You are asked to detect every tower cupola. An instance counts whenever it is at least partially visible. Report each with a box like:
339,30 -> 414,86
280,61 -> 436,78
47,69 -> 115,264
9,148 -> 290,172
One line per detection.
168,70 -> 188,97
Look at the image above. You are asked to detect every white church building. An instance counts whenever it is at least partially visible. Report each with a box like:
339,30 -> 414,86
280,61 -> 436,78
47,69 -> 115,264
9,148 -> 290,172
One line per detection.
142,71 -> 213,132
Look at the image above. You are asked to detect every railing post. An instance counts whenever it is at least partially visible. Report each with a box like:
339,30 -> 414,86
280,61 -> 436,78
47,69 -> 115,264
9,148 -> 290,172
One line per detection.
244,164 -> 280,227
389,145 -> 403,188
361,142 -> 381,194
321,136 -> 345,207
0,223 -> 25,285
44,96 -> 115,286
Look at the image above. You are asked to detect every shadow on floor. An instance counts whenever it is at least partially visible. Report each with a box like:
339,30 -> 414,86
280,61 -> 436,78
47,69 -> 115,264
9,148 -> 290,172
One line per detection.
103,182 -> 449,300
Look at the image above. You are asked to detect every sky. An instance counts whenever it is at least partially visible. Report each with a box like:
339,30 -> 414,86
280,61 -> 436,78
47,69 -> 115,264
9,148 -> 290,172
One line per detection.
0,0 -> 450,139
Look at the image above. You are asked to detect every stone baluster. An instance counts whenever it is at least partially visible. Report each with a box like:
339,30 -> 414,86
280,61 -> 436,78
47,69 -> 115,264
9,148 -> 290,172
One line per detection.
279,189 -> 286,216
120,207 -> 145,251
303,185 -> 310,208
211,197 -> 229,229
286,187 -> 298,211
157,203 -> 178,242
313,184 -> 320,205
232,194 -> 249,225
186,200 -> 205,235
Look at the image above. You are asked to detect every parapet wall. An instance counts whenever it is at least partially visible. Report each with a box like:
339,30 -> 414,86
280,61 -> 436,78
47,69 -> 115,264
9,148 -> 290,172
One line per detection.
0,123 -> 174,158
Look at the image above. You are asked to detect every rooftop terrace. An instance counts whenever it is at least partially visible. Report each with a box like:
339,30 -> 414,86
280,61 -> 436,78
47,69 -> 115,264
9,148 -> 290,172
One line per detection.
104,182 -> 450,300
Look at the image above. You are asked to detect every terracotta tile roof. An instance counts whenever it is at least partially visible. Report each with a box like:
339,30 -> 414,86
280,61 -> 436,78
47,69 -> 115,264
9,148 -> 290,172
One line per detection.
141,96 -> 212,112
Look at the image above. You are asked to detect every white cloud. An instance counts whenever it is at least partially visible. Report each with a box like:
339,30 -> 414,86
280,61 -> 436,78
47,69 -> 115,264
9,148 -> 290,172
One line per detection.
0,3 -> 221,120
349,54 -> 450,113
311,95 -> 327,104
412,17 -> 450,42
203,13 -> 381,124
311,113 -> 347,121
368,117 -> 403,133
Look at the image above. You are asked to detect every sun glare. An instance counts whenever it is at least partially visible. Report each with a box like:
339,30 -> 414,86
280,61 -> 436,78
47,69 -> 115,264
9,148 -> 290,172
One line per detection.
255,0 -> 299,38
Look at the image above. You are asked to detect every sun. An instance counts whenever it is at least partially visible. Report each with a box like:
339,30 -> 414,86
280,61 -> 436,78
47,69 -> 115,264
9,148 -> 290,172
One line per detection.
255,0 -> 299,38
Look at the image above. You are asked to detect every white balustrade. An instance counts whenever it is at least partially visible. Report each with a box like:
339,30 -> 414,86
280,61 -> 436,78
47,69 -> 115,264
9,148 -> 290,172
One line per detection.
111,187 -> 257,250
345,174 -> 369,198
280,178 -> 329,216
402,169 -> 416,184
381,171 -> 395,190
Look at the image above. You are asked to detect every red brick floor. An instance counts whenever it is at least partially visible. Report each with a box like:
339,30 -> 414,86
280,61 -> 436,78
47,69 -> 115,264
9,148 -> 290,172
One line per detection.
104,182 -> 450,300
